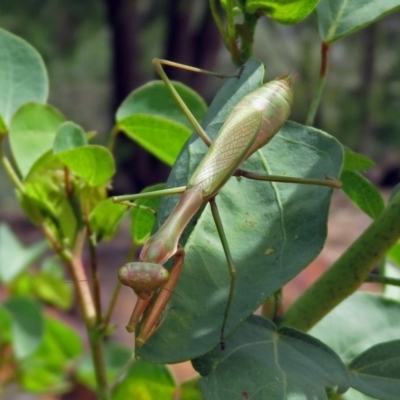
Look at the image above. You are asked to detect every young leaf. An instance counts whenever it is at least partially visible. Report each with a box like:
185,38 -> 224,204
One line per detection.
56,145 -> 115,185
116,81 -> 207,130
317,0 -> 400,43
116,81 -> 207,166
0,28 -> 48,126
2,296 -> 44,359
246,0 -> 319,24
0,223 -> 47,283
340,170 -> 384,219
349,340 -> 400,400
9,102 -> 65,178
131,183 -> 166,245
343,148 -> 375,172
89,198 -> 128,241
193,316 -> 349,399
118,115 -> 192,167
53,121 -> 87,153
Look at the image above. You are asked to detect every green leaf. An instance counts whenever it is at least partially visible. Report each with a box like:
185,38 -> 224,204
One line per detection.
194,316 -> 349,399
246,0 -> 319,24
112,359 -> 176,400
0,28 -> 48,126
9,102 -> 65,178
89,198 -> 128,241
340,170 -> 384,219
388,243 -> 400,267
20,316 -> 82,393
53,121 -> 87,153
317,0 -> 400,43
343,148 -> 375,171
0,223 -> 47,283
118,115 -> 192,166
116,81 -> 207,167
116,81 -> 207,130
136,58 -> 343,363
310,292 -> 400,366
131,183 -> 165,245
349,340 -> 400,400
56,145 -> 115,185
3,296 -> 44,359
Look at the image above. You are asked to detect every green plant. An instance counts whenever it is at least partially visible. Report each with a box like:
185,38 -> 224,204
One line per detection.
1,1 -> 400,399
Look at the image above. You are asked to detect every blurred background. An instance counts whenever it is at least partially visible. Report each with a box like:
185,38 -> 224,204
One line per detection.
1,0 -> 399,210
0,0 -> 399,392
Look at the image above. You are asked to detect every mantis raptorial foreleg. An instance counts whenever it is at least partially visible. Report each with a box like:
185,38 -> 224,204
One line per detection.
114,58 -> 341,349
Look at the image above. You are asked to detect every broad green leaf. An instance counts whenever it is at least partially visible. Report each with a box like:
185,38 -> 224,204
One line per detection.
89,198 -> 128,241
349,340 -> 400,400
311,292 -> 400,400
20,316 -> 82,393
194,316 -> 349,399
343,148 -> 375,171
116,81 -> 207,130
56,145 -> 115,185
112,359 -> 176,400
53,121 -> 87,153
116,81 -> 207,167
131,183 -> 165,245
317,0 -> 400,43
3,296 -> 44,359
246,0 -> 319,24
9,102 -> 65,178
0,28 -> 48,126
310,292 -> 400,366
340,170 -> 384,219
137,58 -> 343,363
0,223 -> 47,283
118,115 -> 192,166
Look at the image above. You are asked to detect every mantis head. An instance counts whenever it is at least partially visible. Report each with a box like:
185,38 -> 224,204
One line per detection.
118,262 -> 169,299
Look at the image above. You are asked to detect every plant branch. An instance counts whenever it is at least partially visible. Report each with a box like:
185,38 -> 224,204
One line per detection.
305,42 -> 330,126
281,191 -> 400,332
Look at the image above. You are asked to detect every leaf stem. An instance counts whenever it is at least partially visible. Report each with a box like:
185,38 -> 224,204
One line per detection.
0,143 -> 25,193
305,42 -> 330,126
366,273 -> 400,287
281,190 -> 400,332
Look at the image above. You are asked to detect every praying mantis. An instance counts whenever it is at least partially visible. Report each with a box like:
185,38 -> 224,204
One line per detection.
113,58 -> 342,355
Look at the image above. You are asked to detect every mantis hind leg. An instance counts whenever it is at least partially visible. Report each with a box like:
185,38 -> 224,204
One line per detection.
209,198 -> 236,350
